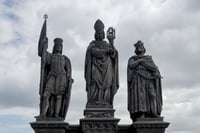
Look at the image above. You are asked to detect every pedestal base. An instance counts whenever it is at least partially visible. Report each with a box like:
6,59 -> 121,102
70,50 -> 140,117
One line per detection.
80,118 -> 120,133
133,117 -> 169,133
30,118 -> 69,133
81,108 -> 120,133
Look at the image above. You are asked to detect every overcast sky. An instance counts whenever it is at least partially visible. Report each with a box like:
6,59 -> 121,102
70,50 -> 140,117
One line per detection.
0,0 -> 200,133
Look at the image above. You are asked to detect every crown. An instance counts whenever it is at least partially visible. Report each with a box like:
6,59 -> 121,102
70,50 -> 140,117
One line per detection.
94,19 -> 104,32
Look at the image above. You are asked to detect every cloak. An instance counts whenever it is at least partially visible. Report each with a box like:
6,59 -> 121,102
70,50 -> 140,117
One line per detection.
127,55 -> 162,115
85,40 -> 119,105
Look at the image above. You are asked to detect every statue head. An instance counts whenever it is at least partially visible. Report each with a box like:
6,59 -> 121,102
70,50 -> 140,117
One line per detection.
53,38 -> 63,54
94,19 -> 105,41
134,40 -> 146,56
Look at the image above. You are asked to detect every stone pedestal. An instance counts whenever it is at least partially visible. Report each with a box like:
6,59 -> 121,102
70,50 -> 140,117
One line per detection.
132,117 -> 169,133
30,117 -> 69,133
80,108 -> 120,133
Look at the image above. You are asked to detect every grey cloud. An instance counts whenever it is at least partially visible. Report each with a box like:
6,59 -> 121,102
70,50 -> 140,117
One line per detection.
114,0 -> 200,89
0,87 -> 38,108
183,0 -> 200,12
162,87 -> 200,133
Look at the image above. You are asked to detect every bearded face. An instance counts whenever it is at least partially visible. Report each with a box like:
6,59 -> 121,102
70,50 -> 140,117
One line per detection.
53,43 -> 63,54
135,45 -> 145,56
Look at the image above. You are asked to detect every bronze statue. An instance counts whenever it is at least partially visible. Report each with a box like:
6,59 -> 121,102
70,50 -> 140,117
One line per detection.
127,40 -> 162,122
37,15 -> 73,119
84,19 -> 119,108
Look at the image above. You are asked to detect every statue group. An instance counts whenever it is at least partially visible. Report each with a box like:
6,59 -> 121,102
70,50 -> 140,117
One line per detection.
36,16 -> 163,122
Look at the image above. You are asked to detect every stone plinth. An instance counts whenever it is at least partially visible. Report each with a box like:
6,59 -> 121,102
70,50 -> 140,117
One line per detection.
30,117 -> 69,133
132,117 -> 169,133
81,108 -> 120,133
84,108 -> 115,118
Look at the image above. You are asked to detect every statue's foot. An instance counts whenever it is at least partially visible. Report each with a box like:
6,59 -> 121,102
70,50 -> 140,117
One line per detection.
152,113 -> 160,118
55,114 -> 62,119
139,113 -> 145,118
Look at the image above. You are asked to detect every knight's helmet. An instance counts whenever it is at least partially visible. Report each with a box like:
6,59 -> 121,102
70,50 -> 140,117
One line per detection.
52,38 -> 63,54
94,19 -> 105,40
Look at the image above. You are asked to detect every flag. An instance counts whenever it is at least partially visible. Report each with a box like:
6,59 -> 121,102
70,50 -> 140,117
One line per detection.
38,19 -> 47,56
38,17 -> 48,96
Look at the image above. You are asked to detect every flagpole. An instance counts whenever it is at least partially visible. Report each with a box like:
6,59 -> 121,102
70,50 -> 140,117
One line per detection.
38,14 -> 49,114
39,14 -> 48,93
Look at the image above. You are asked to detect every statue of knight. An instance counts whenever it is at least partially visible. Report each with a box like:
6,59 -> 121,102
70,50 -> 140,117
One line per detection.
37,14 -> 73,120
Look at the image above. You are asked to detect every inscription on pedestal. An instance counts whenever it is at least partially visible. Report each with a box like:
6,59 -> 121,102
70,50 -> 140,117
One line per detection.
80,118 -> 120,133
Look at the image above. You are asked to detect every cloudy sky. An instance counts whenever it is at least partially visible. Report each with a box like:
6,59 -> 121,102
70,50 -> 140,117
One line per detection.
0,0 -> 200,133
